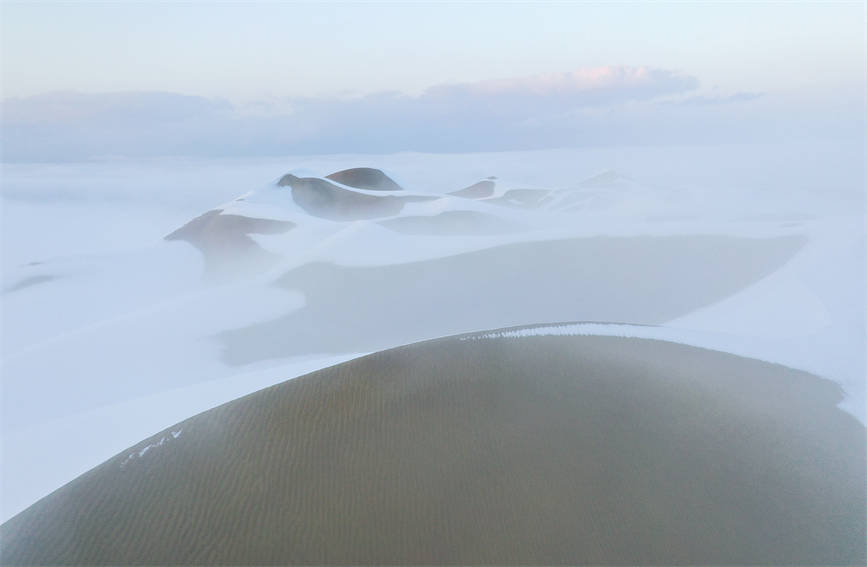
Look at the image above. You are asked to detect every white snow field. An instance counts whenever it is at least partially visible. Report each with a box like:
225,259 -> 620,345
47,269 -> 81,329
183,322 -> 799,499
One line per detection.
1,143 -> 864,521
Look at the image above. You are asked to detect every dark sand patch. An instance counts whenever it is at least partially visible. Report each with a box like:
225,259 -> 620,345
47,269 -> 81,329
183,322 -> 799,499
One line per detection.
484,188 -> 553,209
3,274 -> 59,294
281,176 -> 436,221
1,334 -> 862,565
379,210 -> 519,235
277,173 -> 301,186
220,234 -> 805,364
449,180 -> 496,199
165,209 -> 294,278
324,167 -> 403,191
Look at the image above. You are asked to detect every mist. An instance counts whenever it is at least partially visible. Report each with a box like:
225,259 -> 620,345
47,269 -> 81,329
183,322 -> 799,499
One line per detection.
2,64 -> 862,161
1,3 -> 864,564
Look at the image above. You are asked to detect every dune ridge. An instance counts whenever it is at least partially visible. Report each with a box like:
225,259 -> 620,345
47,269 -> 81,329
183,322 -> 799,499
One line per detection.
219,233 -> 805,363
165,209 -> 294,277
1,332 -> 862,565
324,167 -> 404,191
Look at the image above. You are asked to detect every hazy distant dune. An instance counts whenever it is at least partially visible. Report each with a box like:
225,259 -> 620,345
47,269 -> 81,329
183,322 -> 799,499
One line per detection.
1,333 -> 861,565
286,176 -> 405,220
165,209 -> 294,277
276,173 -> 301,187
279,175 -> 436,221
219,234 -> 805,363
324,167 -> 404,191
448,179 -> 496,199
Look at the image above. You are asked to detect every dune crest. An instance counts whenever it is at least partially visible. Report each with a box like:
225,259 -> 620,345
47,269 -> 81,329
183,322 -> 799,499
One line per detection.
324,167 -> 404,191
165,209 -> 294,278
1,332 -> 861,565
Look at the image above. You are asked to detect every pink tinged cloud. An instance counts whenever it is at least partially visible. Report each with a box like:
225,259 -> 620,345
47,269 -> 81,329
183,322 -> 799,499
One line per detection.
5,65 -> 840,159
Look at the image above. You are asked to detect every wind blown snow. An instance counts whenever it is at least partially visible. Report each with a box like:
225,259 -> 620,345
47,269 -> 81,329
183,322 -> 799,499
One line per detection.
1,143 -> 862,522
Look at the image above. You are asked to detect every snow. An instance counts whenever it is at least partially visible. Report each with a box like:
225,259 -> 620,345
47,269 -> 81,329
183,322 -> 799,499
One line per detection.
1,143 -> 863,521
119,428 -> 182,469
1,353 -> 361,519
669,216 -> 865,419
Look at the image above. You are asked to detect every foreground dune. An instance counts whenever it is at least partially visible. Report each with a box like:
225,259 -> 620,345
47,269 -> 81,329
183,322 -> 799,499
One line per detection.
1,330 -> 862,565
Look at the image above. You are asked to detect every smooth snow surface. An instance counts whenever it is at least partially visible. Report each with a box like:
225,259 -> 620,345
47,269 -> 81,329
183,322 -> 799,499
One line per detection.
1,143 -> 864,521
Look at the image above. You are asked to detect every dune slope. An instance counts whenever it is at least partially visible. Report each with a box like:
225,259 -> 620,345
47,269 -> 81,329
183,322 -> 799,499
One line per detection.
220,234 -> 805,363
1,332 -> 862,565
324,167 -> 404,191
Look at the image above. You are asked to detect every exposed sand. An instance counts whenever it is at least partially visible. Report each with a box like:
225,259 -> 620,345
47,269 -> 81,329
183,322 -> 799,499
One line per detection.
165,209 -> 294,278
277,173 -> 301,186
1,334 -> 862,565
324,167 -> 404,191
220,234 -> 805,364
283,176 -> 436,221
379,210 -> 519,235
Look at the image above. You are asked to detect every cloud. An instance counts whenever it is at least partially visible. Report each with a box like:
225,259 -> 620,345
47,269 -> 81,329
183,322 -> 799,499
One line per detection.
665,92 -> 764,106
1,91 -> 244,161
2,91 -> 233,125
283,67 -> 698,146
427,67 -> 698,106
1,66 -> 851,161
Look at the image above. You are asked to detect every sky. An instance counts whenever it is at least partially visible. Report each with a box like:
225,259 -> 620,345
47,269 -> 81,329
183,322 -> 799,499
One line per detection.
0,1 -> 863,160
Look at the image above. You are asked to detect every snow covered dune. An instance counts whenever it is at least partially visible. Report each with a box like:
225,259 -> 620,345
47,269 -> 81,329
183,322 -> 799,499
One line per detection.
1,148 -> 862,524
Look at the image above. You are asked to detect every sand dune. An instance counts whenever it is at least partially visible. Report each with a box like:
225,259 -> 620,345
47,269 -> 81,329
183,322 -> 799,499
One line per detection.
165,209 -> 294,278
279,175 -> 436,221
1,332 -> 861,565
219,234 -> 805,363
324,167 -> 404,191
449,179 -> 496,199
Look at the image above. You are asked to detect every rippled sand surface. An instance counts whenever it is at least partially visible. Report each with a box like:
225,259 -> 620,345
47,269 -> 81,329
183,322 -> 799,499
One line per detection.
1,334 -> 862,565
